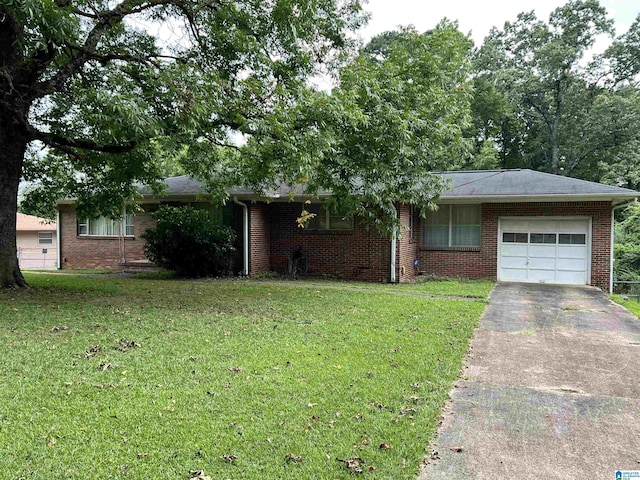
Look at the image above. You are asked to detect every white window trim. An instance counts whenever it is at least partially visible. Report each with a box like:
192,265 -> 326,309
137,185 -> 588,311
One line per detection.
78,212 -> 134,237
38,231 -> 54,246
421,204 -> 482,248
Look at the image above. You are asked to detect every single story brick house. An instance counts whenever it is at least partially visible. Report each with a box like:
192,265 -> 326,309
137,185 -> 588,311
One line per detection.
16,213 -> 57,269
56,169 -> 638,291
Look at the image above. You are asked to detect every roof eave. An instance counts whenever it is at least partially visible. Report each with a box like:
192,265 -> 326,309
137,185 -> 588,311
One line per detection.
437,193 -> 638,205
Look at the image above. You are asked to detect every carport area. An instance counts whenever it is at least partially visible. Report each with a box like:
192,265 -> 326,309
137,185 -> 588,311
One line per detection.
421,282 -> 640,479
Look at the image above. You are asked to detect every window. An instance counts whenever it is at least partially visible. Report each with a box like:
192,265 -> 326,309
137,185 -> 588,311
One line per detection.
559,233 -> 586,245
530,233 -> 557,244
503,232 -> 528,243
305,203 -> 353,231
38,232 -> 53,246
78,214 -> 134,236
422,205 -> 481,247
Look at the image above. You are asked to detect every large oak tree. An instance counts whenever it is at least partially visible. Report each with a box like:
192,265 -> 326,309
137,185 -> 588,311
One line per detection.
0,0 -> 365,287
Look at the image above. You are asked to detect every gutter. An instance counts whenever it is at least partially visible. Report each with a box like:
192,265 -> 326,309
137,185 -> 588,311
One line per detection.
610,199 -> 637,293
56,209 -> 61,269
233,196 -> 249,276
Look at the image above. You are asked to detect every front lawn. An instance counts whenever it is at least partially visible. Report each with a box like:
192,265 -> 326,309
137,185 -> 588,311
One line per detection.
0,274 -> 486,479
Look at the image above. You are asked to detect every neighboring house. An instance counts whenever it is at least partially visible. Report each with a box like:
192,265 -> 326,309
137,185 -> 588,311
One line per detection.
56,169 -> 638,292
16,213 -> 57,269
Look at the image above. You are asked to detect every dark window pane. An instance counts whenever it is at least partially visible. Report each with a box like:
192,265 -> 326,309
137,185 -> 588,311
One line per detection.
544,234 -> 557,244
560,233 -> 586,245
571,234 -> 586,245
530,233 -> 544,243
503,232 -> 528,243
515,233 -> 528,243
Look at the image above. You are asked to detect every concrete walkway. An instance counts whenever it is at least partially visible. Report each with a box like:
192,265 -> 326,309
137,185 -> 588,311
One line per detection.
421,282 -> 640,479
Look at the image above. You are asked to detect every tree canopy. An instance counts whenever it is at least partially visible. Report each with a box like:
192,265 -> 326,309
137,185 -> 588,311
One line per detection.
0,0 -> 366,286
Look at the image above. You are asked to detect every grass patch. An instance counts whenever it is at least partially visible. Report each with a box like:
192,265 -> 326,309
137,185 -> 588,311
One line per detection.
1,274 -> 485,479
262,278 -> 495,299
611,295 -> 640,318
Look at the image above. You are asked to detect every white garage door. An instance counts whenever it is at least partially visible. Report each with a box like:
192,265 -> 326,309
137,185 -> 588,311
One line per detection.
498,218 -> 590,285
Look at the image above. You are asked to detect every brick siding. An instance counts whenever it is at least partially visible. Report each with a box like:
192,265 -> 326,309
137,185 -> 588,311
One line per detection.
59,199 -> 614,290
249,203 -> 271,275
267,202 -> 392,282
59,204 -> 155,270
397,204 -> 418,282
416,202 -> 612,291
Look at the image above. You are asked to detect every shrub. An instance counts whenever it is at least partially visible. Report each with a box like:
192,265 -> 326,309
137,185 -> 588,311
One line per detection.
142,205 -> 236,277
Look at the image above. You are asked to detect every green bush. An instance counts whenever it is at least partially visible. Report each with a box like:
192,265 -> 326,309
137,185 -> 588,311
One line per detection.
142,205 -> 236,277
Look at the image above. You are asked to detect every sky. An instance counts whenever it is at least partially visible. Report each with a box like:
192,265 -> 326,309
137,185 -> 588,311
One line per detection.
359,0 -> 639,46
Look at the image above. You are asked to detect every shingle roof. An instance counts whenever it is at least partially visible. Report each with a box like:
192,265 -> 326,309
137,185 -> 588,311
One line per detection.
438,169 -> 638,199
141,169 -> 638,203
16,213 -> 56,231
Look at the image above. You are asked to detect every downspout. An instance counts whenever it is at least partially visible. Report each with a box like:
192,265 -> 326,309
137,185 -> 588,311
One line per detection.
233,196 -> 249,276
610,199 -> 637,293
390,226 -> 397,283
56,208 -> 61,269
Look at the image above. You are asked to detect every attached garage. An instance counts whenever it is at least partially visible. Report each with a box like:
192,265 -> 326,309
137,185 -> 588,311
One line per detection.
498,218 -> 590,285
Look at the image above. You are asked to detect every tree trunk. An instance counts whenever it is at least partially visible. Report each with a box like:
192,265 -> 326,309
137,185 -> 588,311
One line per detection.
0,121 -> 27,288
550,120 -> 560,175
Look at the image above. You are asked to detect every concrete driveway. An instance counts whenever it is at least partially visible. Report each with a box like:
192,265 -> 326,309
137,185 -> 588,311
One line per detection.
421,282 -> 640,479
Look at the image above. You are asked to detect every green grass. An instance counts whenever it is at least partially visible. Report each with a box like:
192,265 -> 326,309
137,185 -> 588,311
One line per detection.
248,277 -> 495,299
0,274 -> 486,479
612,295 -> 640,317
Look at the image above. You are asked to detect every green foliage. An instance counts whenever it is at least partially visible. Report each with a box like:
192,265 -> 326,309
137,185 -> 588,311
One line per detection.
3,0 -> 366,220
606,13 -> 640,85
0,273 -> 484,478
471,0 -> 625,176
142,205 -> 236,277
614,203 -> 640,283
235,22 -> 473,230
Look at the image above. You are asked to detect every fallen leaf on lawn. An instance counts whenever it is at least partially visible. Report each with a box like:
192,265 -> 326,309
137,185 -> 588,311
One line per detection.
411,382 -> 420,389
98,363 -> 113,371
379,443 -> 392,450
221,454 -> 237,463
449,446 -> 464,453
376,403 -> 387,410
399,406 -> 418,417
368,466 -> 377,472
116,338 -> 140,352
227,367 -> 245,373
189,470 -> 212,480
137,452 -> 148,458
355,413 -> 364,420
307,403 -> 317,408
84,345 -> 101,358
284,453 -> 303,463
337,457 -> 364,474
47,438 -> 56,447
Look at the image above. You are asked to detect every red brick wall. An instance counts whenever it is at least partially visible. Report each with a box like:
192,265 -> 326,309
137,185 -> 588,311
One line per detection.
249,203 -> 271,275
417,201 -> 612,291
59,204 -> 155,270
397,204 -> 418,283
267,203 -> 391,282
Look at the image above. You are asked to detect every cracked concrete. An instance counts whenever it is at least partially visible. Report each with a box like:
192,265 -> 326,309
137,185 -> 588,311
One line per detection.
421,282 -> 640,480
